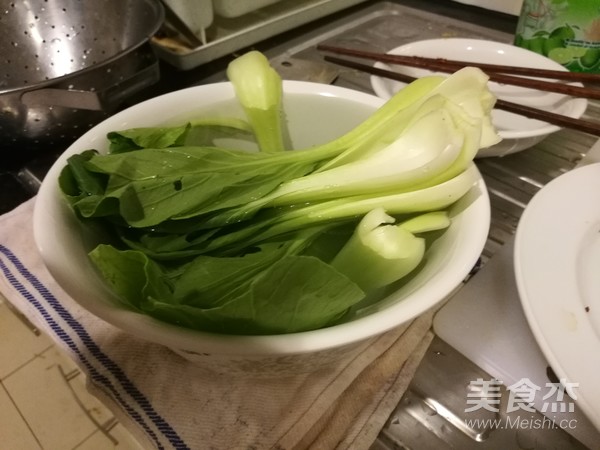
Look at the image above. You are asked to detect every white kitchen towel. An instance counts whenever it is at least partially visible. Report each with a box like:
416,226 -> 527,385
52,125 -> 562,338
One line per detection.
0,198 -> 434,450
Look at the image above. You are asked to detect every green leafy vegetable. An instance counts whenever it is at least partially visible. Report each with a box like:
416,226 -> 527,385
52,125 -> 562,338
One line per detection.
59,51 -> 499,335
90,231 -> 364,334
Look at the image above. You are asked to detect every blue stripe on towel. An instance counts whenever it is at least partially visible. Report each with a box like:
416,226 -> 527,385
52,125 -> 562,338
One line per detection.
0,245 -> 190,450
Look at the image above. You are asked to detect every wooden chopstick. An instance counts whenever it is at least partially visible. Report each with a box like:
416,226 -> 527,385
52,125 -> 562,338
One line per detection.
317,44 -> 600,83
322,55 -> 600,137
317,44 -> 600,100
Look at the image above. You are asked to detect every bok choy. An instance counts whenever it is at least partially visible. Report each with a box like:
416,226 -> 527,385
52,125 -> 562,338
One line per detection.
59,50 -> 498,335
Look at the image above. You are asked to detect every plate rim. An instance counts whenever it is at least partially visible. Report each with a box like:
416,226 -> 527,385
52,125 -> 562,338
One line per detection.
514,162 -> 600,431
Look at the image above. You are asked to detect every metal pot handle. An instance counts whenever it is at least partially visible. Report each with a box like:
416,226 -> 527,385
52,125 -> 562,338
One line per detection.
20,60 -> 160,111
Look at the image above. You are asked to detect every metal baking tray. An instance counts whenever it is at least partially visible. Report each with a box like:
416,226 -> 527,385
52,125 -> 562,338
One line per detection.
152,0 -> 368,70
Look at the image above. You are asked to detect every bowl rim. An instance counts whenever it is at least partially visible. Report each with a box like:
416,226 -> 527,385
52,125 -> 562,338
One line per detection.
34,80 -> 491,356
370,37 -> 589,140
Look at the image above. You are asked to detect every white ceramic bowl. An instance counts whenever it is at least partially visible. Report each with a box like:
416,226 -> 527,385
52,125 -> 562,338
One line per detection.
370,38 -> 588,158
34,81 -> 491,375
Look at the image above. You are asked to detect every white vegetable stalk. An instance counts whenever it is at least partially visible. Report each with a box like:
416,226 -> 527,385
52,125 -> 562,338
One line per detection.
283,163 -> 480,223
317,66 -> 499,173
428,66 -> 500,149
397,211 -> 450,233
406,98 -> 485,190
262,67 -> 498,207
331,208 -> 450,292
215,164 -> 481,251
226,51 -> 285,152
268,96 -> 469,205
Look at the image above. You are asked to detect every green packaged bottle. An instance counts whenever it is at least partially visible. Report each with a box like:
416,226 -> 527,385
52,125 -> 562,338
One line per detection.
514,0 -> 600,72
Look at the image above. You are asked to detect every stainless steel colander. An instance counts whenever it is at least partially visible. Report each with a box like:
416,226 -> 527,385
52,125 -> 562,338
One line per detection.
0,0 -> 164,154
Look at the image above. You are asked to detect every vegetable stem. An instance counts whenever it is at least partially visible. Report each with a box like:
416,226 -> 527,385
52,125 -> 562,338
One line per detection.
331,208 -> 427,292
226,51 -> 286,153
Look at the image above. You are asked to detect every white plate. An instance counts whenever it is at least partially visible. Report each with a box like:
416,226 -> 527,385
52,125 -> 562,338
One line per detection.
370,38 -> 588,158
514,163 -> 600,431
